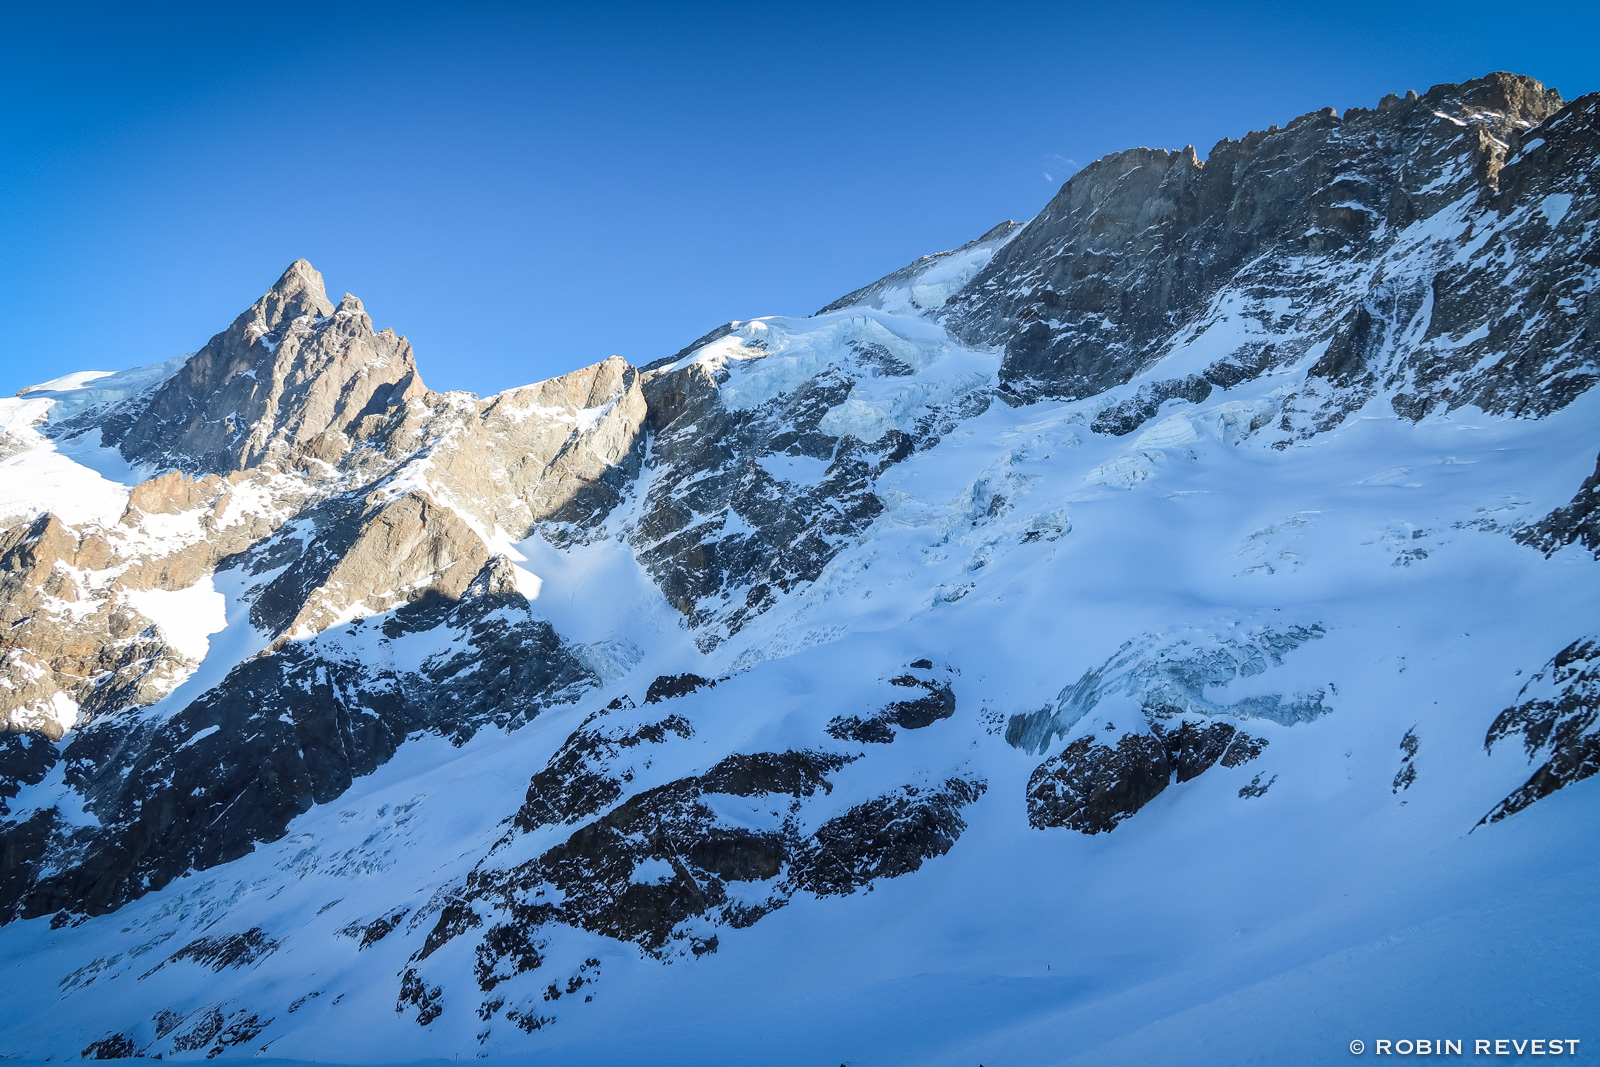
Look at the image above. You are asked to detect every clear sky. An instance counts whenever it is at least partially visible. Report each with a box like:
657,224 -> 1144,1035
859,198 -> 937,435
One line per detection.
2,1 -> 1596,399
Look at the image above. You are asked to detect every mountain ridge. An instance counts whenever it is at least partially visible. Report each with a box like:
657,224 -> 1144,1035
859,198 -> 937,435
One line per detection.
0,70 -> 1596,1062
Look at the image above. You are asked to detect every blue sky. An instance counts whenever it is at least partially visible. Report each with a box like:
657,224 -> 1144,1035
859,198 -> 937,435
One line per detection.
1,1 -> 1596,399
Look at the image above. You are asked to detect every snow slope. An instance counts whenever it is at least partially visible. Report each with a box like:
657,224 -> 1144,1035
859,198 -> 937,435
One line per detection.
0,72 -> 1596,1066
1,287 -> 1595,1064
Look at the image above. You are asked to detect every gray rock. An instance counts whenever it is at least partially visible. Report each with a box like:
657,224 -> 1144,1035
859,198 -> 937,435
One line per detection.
407,710 -> 984,1029
1480,637 -> 1600,825
1,557 -> 596,923
627,353 -> 914,644
1026,721 -> 1267,833
114,261 -> 424,475
939,74 -> 1571,409
1517,452 -> 1600,558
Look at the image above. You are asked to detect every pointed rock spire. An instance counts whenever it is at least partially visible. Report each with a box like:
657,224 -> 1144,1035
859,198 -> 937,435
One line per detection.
111,260 -> 423,476
255,259 -> 335,333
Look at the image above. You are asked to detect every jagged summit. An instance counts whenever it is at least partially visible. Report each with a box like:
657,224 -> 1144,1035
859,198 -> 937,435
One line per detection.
940,71 -> 1574,403
255,258 -> 337,332
109,259 -> 424,476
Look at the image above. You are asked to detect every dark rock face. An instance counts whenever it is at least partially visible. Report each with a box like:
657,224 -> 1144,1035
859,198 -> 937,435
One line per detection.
1433,92 -> 1600,419
1394,728 -> 1420,793
0,731 -> 58,815
149,1005 -> 272,1058
403,707 -> 985,1028
1163,720 -> 1241,782
81,1032 -> 139,1059
1238,774 -> 1275,799
883,674 -> 958,728
112,262 -> 424,476
643,673 -> 714,703
826,715 -> 897,744
340,907 -> 411,949
165,927 -> 280,972
1518,452 -> 1600,558
940,74 -> 1589,419
826,666 -> 958,742
1091,375 -> 1213,436
1027,733 -> 1171,833
0,558 -> 596,924
630,355 -> 916,645
85,1002 -> 275,1063
0,807 -> 62,918
432,752 -> 803,994
514,713 -> 694,831
476,748 -> 857,953
1480,637 -> 1600,825
788,778 -> 986,896
1027,722 -> 1267,833
1220,732 -> 1268,768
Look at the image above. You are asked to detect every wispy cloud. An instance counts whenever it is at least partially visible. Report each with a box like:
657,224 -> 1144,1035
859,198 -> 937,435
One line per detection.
1043,153 -> 1080,184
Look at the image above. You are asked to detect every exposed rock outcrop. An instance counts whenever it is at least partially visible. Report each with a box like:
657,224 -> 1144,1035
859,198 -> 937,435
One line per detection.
0,557 -> 596,923
0,731 -> 58,816
1027,722 -> 1267,833
1518,452 -> 1600,558
827,662 -> 958,743
113,262 -> 424,476
513,712 -> 695,831
478,356 -> 649,534
0,514 -> 185,738
941,74 -> 1593,427
243,488 -> 493,642
628,335 -> 917,642
413,717 -> 983,1029
1480,637 -> 1600,825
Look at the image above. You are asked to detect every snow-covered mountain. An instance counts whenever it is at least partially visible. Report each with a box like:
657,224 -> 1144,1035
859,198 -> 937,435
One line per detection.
1,71 -> 1597,1063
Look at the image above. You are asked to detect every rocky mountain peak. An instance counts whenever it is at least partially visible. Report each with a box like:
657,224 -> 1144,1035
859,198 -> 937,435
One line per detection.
109,260 -> 423,476
1437,70 -> 1563,123
249,259 -> 336,340
939,72 -> 1583,403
